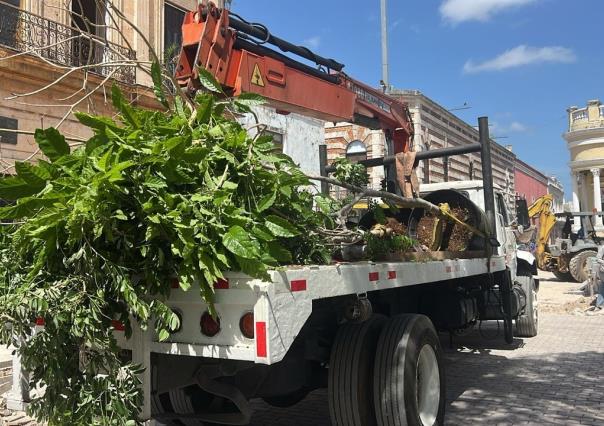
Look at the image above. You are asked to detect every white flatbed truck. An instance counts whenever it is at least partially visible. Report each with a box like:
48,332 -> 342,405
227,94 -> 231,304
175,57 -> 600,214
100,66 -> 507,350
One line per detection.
110,119 -> 540,426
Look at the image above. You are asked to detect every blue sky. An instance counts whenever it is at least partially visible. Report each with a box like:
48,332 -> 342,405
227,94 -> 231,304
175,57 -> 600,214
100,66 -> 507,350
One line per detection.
230,0 -> 604,197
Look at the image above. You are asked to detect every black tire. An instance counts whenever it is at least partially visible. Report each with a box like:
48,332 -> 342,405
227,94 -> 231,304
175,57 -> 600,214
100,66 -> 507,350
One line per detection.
373,315 -> 445,426
328,315 -> 386,426
552,270 -> 572,281
569,250 -> 597,282
263,388 -> 309,408
516,275 -> 538,337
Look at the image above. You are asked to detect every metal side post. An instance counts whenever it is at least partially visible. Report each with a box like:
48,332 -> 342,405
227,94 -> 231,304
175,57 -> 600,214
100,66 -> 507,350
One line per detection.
4,342 -> 30,411
132,323 -> 153,423
478,117 -> 513,344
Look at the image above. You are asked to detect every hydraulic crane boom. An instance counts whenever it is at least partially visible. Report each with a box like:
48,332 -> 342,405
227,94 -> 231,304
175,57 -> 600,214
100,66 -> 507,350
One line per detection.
527,194 -> 556,269
174,1 -> 414,155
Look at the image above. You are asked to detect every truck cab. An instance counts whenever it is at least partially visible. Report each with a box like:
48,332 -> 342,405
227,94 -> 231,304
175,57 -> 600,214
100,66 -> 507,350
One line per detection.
420,180 -> 536,281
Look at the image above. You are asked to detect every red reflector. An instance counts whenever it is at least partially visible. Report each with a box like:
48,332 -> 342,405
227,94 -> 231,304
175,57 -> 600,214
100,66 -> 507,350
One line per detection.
200,312 -> 221,337
369,272 -> 379,282
388,271 -> 397,280
240,312 -> 255,339
290,279 -> 306,292
256,321 -> 267,358
111,320 -> 125,331
170,278 -> 180,289
215,278 -> 229,289
35,317 -> 45,326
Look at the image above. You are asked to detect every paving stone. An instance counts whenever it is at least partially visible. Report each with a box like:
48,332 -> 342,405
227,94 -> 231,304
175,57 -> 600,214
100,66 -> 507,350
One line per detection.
248,313 -> 604,425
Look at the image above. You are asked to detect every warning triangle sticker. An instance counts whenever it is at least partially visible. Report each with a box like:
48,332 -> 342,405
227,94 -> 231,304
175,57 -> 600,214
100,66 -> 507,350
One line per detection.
251,64 -> 265,87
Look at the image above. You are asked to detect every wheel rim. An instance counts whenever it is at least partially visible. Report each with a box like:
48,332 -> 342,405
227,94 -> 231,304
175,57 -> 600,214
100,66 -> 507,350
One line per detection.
582,259 -> 590,281
416,344 -> 440,425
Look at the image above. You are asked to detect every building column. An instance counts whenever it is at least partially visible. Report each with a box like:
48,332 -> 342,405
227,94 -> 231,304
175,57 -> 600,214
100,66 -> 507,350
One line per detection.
578,172 -> 592,232
571,172 -> 581,232
591,168 -> 604,228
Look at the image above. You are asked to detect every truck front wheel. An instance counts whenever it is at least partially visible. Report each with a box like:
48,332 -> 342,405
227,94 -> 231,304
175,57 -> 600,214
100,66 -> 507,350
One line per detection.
515,275 -> 538,337
373,314 -> 445,426
328,315 -> 386,426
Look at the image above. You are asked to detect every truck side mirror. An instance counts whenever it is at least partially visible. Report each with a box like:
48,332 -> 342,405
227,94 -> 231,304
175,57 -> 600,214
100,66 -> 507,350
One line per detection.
515,198 -> 530,229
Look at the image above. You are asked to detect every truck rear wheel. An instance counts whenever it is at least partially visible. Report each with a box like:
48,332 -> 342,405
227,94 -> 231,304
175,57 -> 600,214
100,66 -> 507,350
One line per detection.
515,275 -> 538,337
373,314 -> 445,426
328,315 -> 386,426
569,250 -> 597,282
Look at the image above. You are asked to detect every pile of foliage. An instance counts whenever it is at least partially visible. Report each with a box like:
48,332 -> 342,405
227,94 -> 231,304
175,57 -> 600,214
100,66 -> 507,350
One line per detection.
0,69 -> 332,424
365,205 -> 415,260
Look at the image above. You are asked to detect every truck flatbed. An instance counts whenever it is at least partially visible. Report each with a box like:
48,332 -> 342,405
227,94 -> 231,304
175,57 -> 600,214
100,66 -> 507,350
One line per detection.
118,254 -> 505,366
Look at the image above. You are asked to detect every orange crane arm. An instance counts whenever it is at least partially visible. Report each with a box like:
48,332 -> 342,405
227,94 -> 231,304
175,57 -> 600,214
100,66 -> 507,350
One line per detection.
174,2 -> 413,154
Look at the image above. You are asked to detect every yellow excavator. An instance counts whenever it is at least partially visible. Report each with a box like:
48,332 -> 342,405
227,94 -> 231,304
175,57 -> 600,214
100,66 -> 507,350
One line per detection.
517,194 -> 600,282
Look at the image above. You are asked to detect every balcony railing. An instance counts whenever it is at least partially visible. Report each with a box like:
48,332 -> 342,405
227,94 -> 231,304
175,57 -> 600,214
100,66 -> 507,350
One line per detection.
572,108 -> 588,122
0,1 -> 136,84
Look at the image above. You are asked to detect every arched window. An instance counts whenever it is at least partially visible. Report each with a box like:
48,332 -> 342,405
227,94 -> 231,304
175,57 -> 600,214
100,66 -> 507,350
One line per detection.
345,139 -> 367,163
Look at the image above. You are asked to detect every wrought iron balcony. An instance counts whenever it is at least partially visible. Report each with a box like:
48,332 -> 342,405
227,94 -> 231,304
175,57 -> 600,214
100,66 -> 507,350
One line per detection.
0,1 -> 136,84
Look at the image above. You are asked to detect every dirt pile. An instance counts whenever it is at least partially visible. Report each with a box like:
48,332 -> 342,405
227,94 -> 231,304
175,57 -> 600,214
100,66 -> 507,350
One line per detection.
416,208 -> 473,251
447,207 -> 473,251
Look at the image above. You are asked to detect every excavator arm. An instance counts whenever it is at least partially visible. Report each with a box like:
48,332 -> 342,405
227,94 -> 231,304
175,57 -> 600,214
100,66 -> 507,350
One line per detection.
174,1 -> 413,154
527,194 -> 556,269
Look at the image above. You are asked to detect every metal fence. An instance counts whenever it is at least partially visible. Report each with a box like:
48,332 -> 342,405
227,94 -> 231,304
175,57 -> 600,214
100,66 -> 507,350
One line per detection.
0,1 -> 136,84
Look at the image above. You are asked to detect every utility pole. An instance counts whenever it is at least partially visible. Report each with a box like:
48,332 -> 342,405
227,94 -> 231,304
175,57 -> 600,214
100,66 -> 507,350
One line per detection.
380,0 -> 389,92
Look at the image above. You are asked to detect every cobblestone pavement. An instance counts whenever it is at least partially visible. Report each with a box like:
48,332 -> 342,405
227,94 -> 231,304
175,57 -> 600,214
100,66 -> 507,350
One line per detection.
249,313 -> 604,425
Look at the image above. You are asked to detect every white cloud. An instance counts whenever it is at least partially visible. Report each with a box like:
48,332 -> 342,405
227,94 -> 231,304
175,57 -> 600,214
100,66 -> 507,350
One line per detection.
463,45 -> 576,73
492,120 -> 529,135
390,19 -> 402,31
509,121 -> 528,132
303,36 -> 321,49
440,0 -> 538,24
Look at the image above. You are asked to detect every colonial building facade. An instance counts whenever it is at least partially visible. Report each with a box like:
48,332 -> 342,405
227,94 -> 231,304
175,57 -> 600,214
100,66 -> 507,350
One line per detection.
325,89 -> 518,212
514,157 -> 548,206
0,0 -> 209,168
564,99 -> 604,230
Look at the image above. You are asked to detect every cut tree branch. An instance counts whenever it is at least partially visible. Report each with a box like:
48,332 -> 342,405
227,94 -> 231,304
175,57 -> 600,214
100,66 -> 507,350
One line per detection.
307,175 -> 442,215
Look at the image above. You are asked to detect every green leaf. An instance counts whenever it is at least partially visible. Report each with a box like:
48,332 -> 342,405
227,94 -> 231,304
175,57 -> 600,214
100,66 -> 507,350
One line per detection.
164,136 -> 185,153
196,66 -> 224,94
222,226 -> 260,259
175,97 -> 187,120
267,241 -> 292,263
195,94 -> 214,124
34,128 -> 69,162
105,161 -> 135,183
0,176 -> 41,200
0,196 -> 58,218
265,215 -> 299,237
151,61 -> 169,108
112,84 -> 140,128
75,112 -> 121,133
234,255 -> 270,280
15,162 -> 49,186
257,192 -> 276,212
252,225 -> 276,242
158,329 -> 170,342
236,92 -> 266,106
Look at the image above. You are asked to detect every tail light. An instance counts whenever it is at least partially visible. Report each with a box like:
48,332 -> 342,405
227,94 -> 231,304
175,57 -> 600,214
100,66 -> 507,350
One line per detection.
239,312 -> 254,339
200,311 -> 220,337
